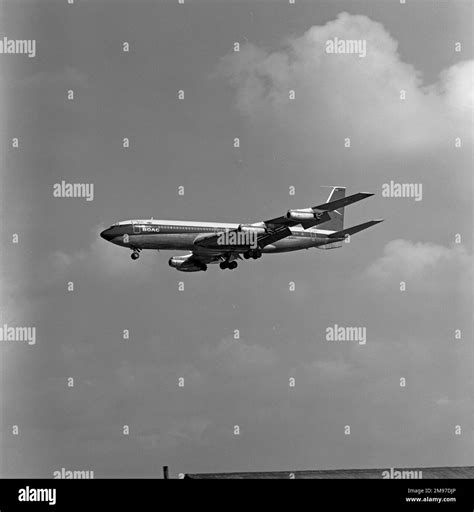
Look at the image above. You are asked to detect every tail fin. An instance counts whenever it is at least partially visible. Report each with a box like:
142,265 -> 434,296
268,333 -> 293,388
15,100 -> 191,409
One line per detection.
319,186 -> 346,231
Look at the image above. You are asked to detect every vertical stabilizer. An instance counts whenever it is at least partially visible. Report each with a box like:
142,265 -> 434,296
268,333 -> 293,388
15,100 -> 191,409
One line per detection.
319,186 -> 345,231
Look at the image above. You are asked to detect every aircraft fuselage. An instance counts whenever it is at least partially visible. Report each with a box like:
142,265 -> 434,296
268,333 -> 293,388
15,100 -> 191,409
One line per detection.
100,220 -> 333,254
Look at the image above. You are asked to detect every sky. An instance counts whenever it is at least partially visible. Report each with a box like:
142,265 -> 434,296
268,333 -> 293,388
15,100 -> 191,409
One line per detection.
0,0 -> 472,477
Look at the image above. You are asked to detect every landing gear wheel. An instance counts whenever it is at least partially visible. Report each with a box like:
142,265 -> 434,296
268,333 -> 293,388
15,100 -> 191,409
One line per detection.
200,264 -> 208,271
131,252 -> 139,260
243,251 -> 251,260
220,261 -> 228,270
229,261 -> 238,270
248,249 -> 262,260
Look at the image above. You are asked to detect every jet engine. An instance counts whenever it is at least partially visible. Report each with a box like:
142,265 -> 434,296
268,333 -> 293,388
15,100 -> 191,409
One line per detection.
286,208 -> 316,220
286,208 -> 327,221
237,223 -> 267,235
168,255 -> 205,272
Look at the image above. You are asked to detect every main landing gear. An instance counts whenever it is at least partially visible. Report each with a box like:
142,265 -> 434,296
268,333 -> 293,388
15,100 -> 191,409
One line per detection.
243,249 -> 262,260
130,248 -> 141,260
221,249 -> 262,269
220,260 -> 238,270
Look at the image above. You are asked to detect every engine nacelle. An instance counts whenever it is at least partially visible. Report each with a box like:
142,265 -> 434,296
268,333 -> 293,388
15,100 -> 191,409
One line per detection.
286,208 -> 316,221
168,255 -> 203,272
169,255 -> 188,268
286,208 -> 327,221
237,223 -> 267,235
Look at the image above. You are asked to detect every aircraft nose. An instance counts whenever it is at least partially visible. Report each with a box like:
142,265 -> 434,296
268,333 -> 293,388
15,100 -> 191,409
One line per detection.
100,228 -> 113,241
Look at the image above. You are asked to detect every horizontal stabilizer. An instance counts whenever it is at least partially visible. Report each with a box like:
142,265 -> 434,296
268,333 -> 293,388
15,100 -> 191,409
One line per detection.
328,219 -> 383,239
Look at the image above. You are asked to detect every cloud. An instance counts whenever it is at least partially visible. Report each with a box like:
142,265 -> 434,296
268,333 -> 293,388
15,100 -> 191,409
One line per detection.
217,12 -> 473,157
363,239 -> 472,295
434,60 -> 474,116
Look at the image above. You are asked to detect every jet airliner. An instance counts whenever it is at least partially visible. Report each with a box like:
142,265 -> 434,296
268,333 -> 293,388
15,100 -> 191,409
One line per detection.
100,187 -> 383,272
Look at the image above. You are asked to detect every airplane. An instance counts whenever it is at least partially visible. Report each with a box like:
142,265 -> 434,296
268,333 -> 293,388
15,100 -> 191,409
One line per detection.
100,187 -> 383,272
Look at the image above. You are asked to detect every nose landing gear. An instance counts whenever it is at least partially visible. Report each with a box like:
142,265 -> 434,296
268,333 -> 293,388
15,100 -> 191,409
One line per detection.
130,248 -> 141,260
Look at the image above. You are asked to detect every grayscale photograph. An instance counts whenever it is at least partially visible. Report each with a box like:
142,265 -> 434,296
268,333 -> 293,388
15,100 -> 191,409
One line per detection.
0,0 -> 472,504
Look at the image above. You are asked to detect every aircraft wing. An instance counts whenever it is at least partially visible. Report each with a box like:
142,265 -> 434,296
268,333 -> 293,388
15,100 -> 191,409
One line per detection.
255,225 -> 292,247
264,192 -> 374,230
193,224 -> 293,251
